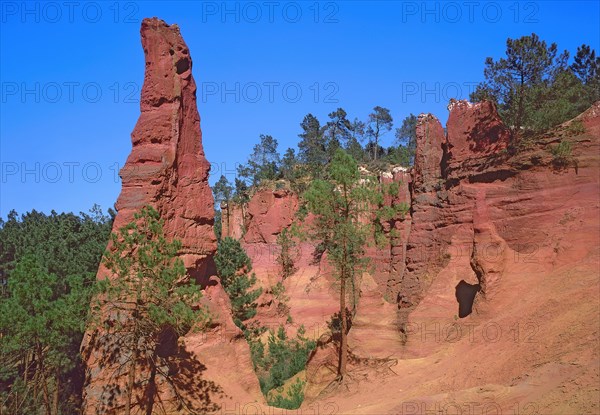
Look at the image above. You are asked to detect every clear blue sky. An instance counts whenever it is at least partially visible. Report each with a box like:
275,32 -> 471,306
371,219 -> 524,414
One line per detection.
1,1 -> 599,218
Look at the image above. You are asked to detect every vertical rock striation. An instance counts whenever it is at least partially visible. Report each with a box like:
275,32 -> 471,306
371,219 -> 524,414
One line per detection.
81,18 -> 262,414
398,113 -> 448,307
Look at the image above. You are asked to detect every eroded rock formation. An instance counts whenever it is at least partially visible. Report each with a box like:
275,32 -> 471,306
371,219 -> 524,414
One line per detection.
82,17 -> 599,413
325,101 -> 600,414
81,18 -> 262,414
221,100 -> 599,414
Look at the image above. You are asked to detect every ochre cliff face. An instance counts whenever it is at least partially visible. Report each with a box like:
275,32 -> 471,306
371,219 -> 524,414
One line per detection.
244,189 -> 299,244
79,17 -> 598,414
398,114 -> 448,308
220,170 -> 414,400
324,101 -> 600,414
81,18 -> 262,414
218,101 -> 599,413
221,188 -> 299,244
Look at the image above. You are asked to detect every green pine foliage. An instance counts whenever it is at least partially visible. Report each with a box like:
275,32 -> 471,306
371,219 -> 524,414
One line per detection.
237,134 -> 282,187
214,237 -> 262,330
276,228 -> 297,280
471,34 -> 598,138
250,325 -> 315,397
267,378 -> 306,410
0,205 -> 113,414
92,206 -> 210,415
303,149 -> 382,379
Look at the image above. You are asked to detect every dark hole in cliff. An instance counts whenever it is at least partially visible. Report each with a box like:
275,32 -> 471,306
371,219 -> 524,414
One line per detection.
468,169 -> 517,183
176,58 -> 190,74
189,258 -> 218,289
169,48 -> 175,55
455,280 -> 481,318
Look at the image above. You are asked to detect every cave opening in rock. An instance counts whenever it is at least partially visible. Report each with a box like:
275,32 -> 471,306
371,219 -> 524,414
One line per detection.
455,280 -> 481,318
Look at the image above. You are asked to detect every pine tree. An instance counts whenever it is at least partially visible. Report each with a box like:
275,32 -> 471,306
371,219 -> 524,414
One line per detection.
395,114 -> 417,165
470,33 -> 572,137
366,106 -> 393,161
214,237 -> 262,330
298,114 -> 328,179
0,205 -> 113,414
325,108 -> 353,158
212,175 -> 234,240
92,206 -> 209,415
0,256 -> 93,415
303,149 -> 381,379
238,134 -> 281,187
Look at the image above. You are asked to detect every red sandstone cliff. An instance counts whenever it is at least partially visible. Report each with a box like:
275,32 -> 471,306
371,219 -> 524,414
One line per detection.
219,100 -> 599,414
81,18 -> 599,413
316,101 -> 600,414
80,18 -> 263,414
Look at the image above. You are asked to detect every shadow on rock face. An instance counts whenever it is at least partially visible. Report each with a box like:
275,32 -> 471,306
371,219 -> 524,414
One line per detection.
83,327 -> 223,414
455,280 -> 481,318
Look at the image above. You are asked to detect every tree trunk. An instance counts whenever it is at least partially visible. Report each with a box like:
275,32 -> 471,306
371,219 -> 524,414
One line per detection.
338,182 -> 349,379
374,136 -> 378,161
125,350 -> 137,415
52,372 -> 59,415
226,203 -> 230,239
37,345 -> 51,415
515,74 -> 525,141
23,350 -> 31,386
338,272 -> 347,379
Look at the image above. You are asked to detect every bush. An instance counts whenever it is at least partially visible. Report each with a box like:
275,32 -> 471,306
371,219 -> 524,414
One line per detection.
271,281 -> 290,317
567,119 -> 585,135
550,140 -> 573,169
276,228 -> 297,280
267,378 -> 306,410
214,237 -> 262,330
250,325 -> 316,398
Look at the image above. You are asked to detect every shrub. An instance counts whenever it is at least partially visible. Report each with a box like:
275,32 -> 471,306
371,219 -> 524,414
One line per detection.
276,228 -> 297,280
214,237 -> 262,331
250,325 -> 316,399
550,140 -> 573,169
271,281 -> 290,317
267,378 -> 306,410
566,119 -> 585,135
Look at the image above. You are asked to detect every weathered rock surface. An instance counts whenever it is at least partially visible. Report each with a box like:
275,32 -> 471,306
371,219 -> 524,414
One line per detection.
244,189 -> 299,244
445,99 -> 512,183
81,18 -> 262,414
80,16 -> 599,415
221,201 -> 245,240
316,101 -> 600,414
398,113 -> 448,308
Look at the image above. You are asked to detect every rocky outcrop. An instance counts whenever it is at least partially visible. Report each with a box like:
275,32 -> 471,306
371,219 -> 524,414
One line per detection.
382,167 -> 412,300
221,188 -> 298,244
397,113 -> 448,307
221,202 -> 245,240
398,101 -> 514,308
81,18 -> 262,414
311,102 -> 600,414
413,113 -> 446,192
113,18 -> 216,276
244,189 -> 299,244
